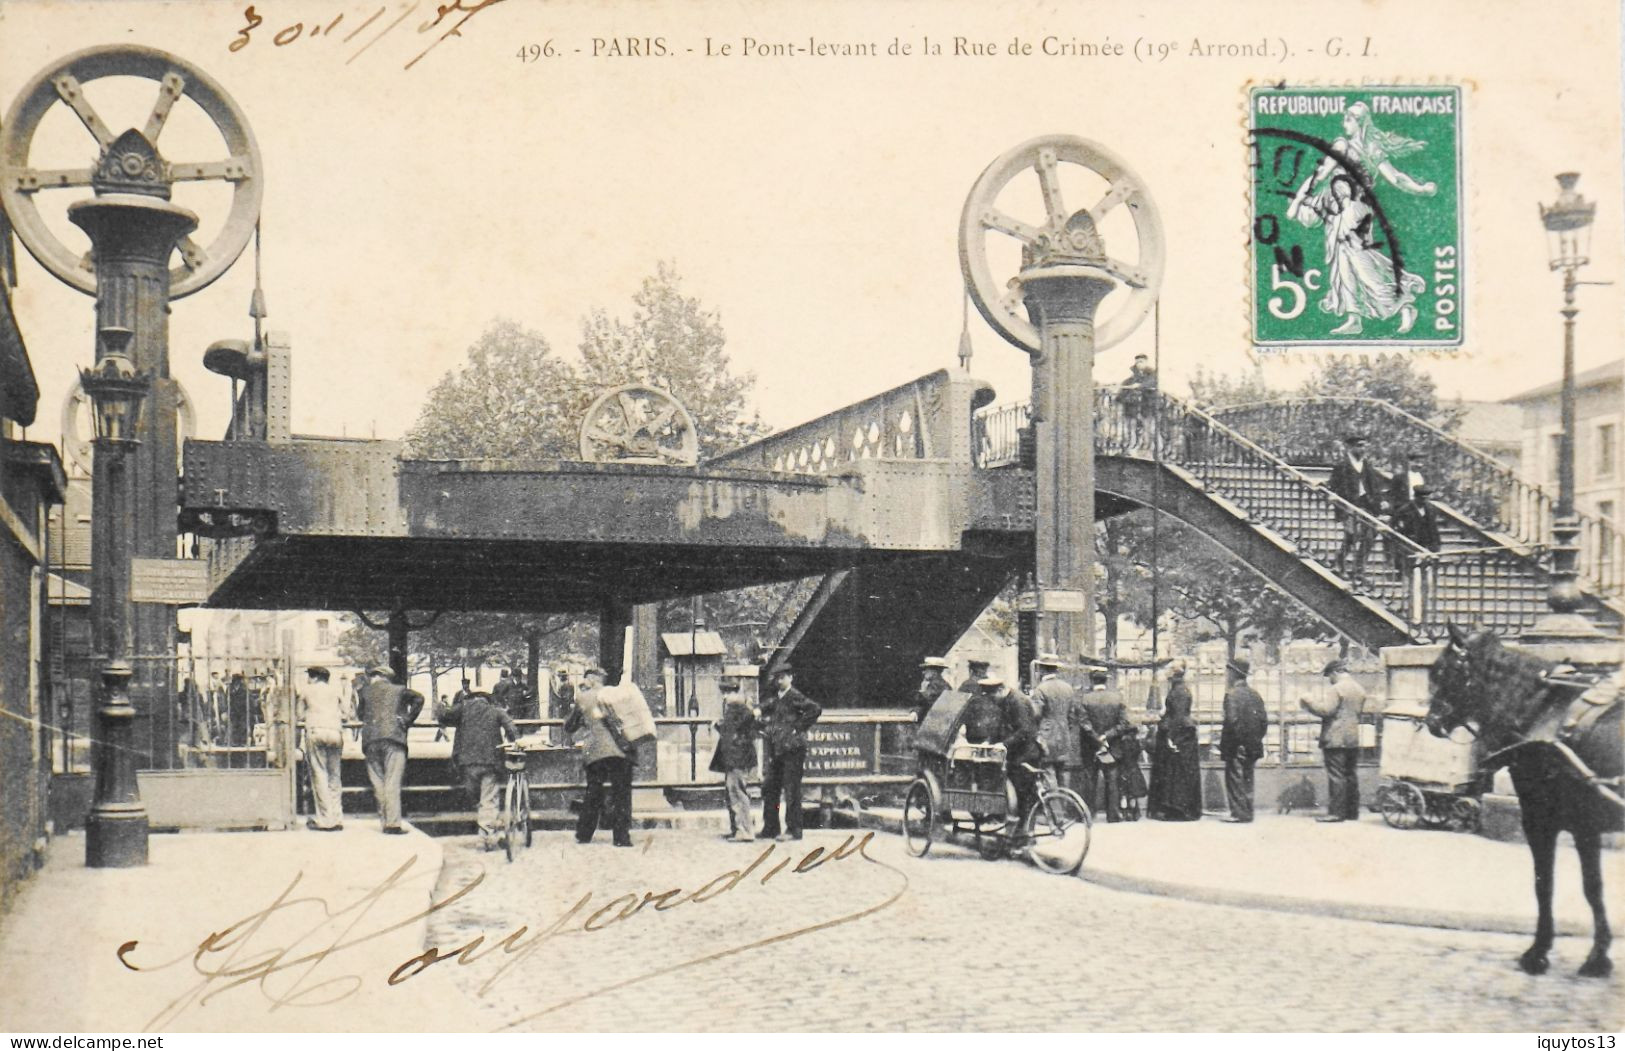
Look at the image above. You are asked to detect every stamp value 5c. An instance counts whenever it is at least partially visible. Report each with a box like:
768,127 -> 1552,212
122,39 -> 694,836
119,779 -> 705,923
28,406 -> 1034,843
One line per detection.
1250,85 -> 1463,347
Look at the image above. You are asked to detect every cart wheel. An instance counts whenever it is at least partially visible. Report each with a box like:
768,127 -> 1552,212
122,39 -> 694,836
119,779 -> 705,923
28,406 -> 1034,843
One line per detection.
1025,788 -> 1092,876
1378,782 -> 1425,830
504,776 -> 522,862
1447,796 -> 1481,834
902,779 -> 937,858
520,773 -> 533,848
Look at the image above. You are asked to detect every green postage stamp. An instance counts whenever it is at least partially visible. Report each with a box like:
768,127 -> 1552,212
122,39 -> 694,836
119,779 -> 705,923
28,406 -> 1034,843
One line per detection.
1249,85 -> 1462,347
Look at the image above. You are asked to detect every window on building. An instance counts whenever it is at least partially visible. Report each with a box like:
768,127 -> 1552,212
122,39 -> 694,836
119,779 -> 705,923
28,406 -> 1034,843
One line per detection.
316,618 -> 332,648
1599,500 -> 1616,522
1597,423 -> 1617,480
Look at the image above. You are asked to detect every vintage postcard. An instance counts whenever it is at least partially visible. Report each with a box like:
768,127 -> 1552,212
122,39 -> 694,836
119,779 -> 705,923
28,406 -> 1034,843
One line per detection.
0,0 -> 1621,1039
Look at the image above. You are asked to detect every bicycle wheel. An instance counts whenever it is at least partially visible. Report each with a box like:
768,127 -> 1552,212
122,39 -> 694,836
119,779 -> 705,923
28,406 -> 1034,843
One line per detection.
1025,788 -> 1092,875
504,775 -> 521,862
902,779 -> 937,858
1378,782 -> 1424,830
519,772 -> 533,848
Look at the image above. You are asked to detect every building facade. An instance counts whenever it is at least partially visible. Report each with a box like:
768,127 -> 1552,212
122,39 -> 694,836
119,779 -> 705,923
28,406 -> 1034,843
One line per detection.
1505,359 -> 1625,523
0,286 -> 66,915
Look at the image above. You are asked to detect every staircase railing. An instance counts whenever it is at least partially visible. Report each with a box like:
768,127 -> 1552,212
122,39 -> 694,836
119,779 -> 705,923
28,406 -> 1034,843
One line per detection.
1210,396 -> 1621,600
972,390 -> 1578,639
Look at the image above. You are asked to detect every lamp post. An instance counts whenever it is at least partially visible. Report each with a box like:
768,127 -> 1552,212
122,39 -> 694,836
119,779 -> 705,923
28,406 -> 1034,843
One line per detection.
81,342 -> 151,867
1526,173 -> 1603,645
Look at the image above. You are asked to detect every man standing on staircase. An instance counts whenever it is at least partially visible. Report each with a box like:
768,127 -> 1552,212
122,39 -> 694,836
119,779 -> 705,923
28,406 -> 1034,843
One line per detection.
1328,434 -> 1386,584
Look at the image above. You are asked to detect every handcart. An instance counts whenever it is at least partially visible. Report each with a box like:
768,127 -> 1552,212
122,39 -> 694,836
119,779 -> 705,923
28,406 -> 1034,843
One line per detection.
1375,699 -> 1487,833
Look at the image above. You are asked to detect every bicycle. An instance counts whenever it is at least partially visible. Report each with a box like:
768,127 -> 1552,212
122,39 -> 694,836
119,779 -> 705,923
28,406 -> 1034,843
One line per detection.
499,744 -> 532,862
903,745 -> 1093,876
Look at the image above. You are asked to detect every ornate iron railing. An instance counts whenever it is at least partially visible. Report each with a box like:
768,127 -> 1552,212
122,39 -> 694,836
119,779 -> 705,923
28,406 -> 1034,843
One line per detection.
1210,397 -> 1621,600
972,390 -> 1589,639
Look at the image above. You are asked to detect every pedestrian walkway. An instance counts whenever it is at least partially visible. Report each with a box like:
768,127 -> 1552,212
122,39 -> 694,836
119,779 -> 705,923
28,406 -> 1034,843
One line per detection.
1078,812 -> 1621,936
0,824 -> 482,1033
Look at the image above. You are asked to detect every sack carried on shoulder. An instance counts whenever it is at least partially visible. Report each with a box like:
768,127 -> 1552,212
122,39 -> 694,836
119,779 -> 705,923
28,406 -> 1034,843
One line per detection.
600,682 -> 657,747
707,740 -> 727,775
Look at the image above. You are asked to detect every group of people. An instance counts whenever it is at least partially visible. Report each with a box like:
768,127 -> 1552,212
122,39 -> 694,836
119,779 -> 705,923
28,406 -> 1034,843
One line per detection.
914,652 -> 1368,828
179,668 -> 280,767
1329,433 -> 1443,583
710,666 -> 823,843
297,662 -> 425,836
915,654 -> 1146,824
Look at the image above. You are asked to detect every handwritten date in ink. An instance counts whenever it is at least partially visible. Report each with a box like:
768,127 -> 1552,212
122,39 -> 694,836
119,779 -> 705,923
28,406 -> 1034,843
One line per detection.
229,0 -> 511,71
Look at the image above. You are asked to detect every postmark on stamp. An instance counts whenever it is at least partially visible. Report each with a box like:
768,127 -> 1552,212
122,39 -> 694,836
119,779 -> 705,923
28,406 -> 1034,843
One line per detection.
1249,85 -> 1462,347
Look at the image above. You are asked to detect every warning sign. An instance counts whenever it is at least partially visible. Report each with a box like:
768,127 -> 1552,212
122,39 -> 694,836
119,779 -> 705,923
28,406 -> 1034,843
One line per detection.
804,723 -> 877,776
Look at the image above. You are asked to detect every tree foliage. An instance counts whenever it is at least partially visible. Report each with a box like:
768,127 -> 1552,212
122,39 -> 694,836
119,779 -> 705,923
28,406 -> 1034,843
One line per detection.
394,264 -> 782,682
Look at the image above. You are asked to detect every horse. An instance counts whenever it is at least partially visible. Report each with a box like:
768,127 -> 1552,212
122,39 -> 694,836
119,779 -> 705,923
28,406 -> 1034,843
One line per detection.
1425,624 -> 1622,978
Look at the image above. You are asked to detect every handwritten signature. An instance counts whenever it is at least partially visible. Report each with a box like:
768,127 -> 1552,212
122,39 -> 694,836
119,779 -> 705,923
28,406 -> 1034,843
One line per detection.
115,832 -> 905,1032
229,0 -> 510,70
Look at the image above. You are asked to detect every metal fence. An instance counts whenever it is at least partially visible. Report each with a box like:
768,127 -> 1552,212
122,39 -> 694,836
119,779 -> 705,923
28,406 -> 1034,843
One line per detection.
52,651 -> 295,774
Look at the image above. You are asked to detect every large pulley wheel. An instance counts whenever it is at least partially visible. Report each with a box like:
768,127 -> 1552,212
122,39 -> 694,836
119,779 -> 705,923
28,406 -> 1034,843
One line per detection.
578,384 -> 699,466
60,375 -> 194,476
0,45 -> 263,298
959,135 -> 1164,354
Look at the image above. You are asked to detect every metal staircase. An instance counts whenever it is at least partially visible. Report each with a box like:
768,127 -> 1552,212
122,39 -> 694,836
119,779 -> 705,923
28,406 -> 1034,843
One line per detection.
976,390 -> 1621,642
1212,396 -> 1622,604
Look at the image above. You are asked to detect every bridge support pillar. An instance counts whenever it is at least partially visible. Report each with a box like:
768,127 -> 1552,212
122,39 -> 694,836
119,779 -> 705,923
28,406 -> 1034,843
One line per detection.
1020,267 -> 1116,662
386,611 -> 411,685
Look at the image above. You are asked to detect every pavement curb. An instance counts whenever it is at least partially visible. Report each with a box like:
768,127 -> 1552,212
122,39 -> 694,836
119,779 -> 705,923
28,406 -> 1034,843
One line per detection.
856,806 -> 1584,939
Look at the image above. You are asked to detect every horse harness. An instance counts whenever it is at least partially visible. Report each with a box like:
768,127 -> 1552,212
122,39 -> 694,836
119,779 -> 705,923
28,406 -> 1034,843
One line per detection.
1483,670 -> 1625,809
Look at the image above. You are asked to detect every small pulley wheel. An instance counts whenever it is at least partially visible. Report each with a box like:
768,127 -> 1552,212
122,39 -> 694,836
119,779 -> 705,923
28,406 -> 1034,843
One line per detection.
578,384 -> 700,466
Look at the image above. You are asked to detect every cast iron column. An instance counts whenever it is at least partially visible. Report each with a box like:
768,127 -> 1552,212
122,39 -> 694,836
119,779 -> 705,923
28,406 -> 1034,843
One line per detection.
70,130 -> 194,772
1021,265 -> 1116,661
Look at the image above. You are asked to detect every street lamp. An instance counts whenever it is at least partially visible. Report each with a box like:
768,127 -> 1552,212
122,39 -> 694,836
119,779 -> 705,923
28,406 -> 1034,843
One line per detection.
80,337 -> 152,867
1527,173 -> 1603,644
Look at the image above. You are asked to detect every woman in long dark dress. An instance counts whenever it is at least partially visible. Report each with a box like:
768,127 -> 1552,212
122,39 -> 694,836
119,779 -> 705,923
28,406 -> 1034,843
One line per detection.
1147,663 -> 1203,820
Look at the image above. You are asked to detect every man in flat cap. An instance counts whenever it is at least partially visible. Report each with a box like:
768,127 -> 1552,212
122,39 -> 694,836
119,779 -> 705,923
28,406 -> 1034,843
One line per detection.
357,665 -> 425,834
1219,657 -> 1268,823
758,666 -> 822,841
979,674 -> 1042,824
914,656 -> 953,723
1301,659 -> 1365,822
957,658 -> 992,696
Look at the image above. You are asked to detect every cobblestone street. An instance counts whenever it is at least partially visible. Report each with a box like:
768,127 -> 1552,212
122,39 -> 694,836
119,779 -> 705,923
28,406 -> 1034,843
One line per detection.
423,828 -> 1624,1032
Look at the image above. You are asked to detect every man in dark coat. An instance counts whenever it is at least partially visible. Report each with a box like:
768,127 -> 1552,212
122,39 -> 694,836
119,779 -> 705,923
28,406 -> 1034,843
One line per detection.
1080,668 -> 1133,822
566,667 -> 633,847
357,665 -> 425,834
1220,657 -> 1269,823
980,675 -> 1043,824
956,659 -> 991,696
1147,660 -> 1202,820
757,666 -> 822,841
436,689 -> 518,850
1327,434 -> 1387,583
713,678 -> 759,842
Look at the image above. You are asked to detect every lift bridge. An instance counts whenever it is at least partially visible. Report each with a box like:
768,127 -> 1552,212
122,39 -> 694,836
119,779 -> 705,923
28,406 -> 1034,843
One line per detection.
181,352 -> 1622,710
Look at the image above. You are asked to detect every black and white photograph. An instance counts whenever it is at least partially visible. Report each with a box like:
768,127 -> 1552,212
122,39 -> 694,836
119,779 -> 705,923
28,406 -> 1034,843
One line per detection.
0,0 -> 1620,1037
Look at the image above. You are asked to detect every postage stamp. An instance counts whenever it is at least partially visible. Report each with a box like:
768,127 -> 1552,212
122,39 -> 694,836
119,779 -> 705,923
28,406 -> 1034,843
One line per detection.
1249,85 -> 1463,347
